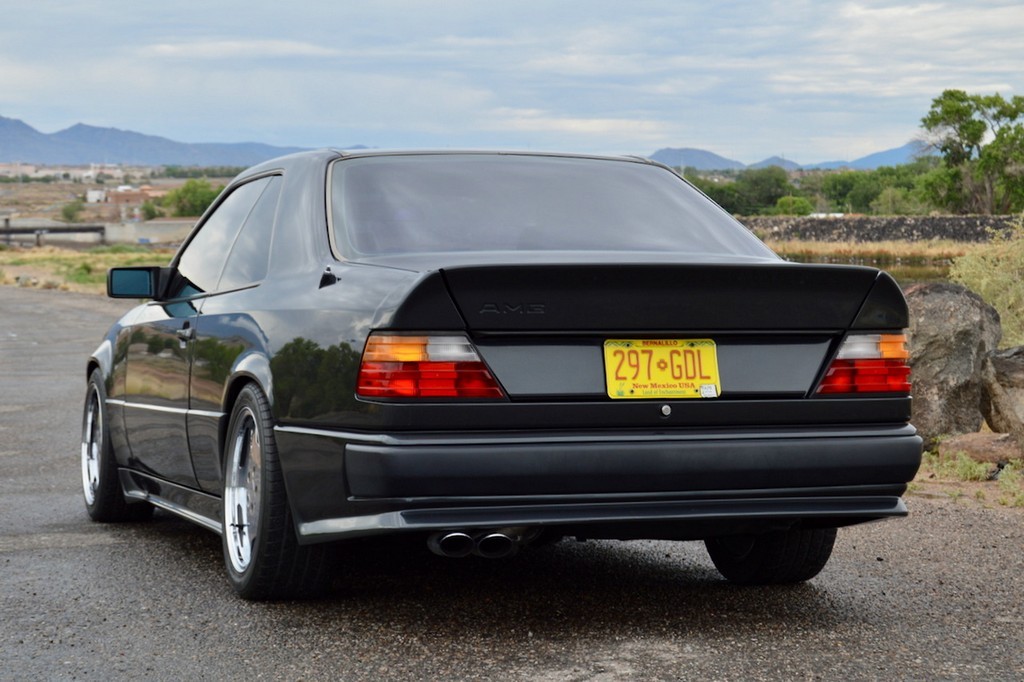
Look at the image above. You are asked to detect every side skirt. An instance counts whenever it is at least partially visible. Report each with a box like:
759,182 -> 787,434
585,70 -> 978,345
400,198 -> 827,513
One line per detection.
119,469 -> 223,535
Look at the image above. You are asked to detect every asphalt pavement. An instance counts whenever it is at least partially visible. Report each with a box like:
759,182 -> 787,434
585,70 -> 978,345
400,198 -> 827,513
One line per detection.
1,285 -> 1022,681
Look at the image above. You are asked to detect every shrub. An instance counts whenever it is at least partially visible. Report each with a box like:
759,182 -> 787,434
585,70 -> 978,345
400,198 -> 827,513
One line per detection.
949,215 -> 1024,347
61,200 -> 84,223
998,461 -> 1024,507
141,200 -> 164,221
162,179 -> 222,217
773,195 -> 814,216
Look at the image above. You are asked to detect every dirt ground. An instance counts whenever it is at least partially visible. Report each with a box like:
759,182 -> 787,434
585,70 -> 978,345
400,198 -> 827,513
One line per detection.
1,179 -> 122,221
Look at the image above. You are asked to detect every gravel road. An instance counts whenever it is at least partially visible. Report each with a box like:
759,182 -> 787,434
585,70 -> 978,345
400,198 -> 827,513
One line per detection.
1,286 -> 1022,681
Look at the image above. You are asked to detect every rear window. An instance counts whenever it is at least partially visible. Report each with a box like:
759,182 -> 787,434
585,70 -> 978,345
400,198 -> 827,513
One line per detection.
330,154 -> 776,259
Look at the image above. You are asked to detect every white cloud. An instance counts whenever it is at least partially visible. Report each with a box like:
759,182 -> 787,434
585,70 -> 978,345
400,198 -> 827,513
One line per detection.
2,1 -> 1024,162
141,40 -> 341,59
488,108 -> 667,137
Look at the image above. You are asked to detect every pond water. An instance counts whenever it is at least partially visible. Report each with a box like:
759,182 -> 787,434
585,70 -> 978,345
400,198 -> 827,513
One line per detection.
779,254 -> 951,287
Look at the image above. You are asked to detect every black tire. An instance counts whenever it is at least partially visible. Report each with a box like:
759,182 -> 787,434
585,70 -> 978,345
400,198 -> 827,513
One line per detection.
221,383 -> 331,600
81,369 -> 153,522
705,527 -> 837,585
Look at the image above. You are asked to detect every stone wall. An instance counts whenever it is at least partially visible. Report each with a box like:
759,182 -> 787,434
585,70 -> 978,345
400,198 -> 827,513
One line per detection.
739,215 -> 1017,242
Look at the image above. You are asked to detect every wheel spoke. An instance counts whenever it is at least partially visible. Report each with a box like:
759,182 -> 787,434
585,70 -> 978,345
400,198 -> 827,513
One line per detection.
81,388 -> 101,506
225,409 -> 262,574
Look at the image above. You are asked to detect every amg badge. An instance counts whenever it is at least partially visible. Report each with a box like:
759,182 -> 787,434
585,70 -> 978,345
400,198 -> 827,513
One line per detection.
479,303 -> 546,315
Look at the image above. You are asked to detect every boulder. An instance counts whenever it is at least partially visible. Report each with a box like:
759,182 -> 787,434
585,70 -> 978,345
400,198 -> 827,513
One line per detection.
904,282 -> 1001,448
981,347 -> 1024,438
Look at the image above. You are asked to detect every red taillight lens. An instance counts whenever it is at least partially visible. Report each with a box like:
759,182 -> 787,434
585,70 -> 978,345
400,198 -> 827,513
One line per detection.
817,359 -> 912,394
817,333 -> 911,395
356,334 -> 505,399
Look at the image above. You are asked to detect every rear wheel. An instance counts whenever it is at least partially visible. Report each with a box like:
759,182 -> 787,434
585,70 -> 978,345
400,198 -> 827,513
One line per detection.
81,369 -> 152,522
705,527 -> 837,585
221,383 -> 331,600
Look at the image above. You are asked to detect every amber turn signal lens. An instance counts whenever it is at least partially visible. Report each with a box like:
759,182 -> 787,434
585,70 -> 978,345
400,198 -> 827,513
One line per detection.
357,333 -> 505,399
818,333 -> 911,395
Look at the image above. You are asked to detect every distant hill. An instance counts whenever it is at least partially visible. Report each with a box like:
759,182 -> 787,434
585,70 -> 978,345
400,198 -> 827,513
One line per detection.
0,115 -> 309,165
651,140 -> 935,171
844,141 -> 934,170
1,113 -> 935,170
749,156 -> 801,171
648,147 -> 745,171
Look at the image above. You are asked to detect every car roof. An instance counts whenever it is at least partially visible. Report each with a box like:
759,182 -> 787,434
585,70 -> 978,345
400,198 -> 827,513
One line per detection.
237,148 -> 664,181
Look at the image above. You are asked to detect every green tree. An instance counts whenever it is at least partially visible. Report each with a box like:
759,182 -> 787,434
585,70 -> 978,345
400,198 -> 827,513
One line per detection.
735,166 -> 795,214
922,89 -> 1024,213
847,174 -> 883,213
140,200 -> 164,221
689,176 -> 745,214
162,179 -> 223,217
773,195 -> 814,215
822,171 -> 858,210
61,200 -> 84,223
869,187 -> 929,215
821,171 -> 883,213
687,166 -> 799,215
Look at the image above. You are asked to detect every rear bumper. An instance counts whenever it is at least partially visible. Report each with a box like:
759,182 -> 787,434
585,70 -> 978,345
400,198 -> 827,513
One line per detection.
274,424 -> 922,543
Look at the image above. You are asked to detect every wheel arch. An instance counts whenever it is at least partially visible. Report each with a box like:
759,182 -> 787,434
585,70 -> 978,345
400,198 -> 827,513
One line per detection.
87,339 -> 113,383
218,352 -> 274,465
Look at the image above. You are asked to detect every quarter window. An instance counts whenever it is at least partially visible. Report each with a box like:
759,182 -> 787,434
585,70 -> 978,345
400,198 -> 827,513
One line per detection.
174,177 -> 272,296
217,176 -> 282,291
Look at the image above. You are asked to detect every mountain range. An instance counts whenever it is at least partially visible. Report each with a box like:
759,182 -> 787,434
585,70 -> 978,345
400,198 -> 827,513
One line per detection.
1,114 -> 930,170
0,115 -> 306,166
649,141 -> 933,172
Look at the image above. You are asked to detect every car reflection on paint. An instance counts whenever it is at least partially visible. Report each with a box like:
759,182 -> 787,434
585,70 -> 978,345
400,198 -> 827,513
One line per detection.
81,150 -> 922,599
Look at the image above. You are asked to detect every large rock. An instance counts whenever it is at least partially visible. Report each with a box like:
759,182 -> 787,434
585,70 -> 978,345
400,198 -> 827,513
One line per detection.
905,283 -> 1001,448
981,347 -> 1024,438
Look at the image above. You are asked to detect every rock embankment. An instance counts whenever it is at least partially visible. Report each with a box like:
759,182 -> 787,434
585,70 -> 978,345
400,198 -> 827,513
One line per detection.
740,215 -> 1015,242
905,283 -> 1001,448
906,282 -> 1024,460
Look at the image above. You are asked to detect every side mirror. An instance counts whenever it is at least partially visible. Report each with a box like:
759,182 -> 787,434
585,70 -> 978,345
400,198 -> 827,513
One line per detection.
107,267 -> 162,299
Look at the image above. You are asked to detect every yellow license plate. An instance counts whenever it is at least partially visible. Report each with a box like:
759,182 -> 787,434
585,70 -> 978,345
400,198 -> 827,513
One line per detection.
604,339 -> 721,399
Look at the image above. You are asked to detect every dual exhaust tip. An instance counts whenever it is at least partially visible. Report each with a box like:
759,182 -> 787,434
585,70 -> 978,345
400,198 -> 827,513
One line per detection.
427,529 -> 524,559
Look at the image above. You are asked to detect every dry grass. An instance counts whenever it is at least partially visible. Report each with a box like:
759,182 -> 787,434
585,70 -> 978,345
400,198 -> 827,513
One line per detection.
763,238 -> 973,261
912,450 -> 1024,509
0,244 -> 173,293
948,217 -> 1024,347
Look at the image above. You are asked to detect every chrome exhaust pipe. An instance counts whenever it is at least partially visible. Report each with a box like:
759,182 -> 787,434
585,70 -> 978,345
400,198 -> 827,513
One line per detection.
427,531 -> 474,558
474,532 -> 517,559
428,527 -> 534,559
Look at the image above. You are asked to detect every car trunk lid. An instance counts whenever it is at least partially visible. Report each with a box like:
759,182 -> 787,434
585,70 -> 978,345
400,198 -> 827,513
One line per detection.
440,263 -> 885,332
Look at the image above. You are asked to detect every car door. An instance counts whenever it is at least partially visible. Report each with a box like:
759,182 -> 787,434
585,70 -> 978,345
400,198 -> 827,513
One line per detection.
186,175 -> 283,493
122,176 -> 273,487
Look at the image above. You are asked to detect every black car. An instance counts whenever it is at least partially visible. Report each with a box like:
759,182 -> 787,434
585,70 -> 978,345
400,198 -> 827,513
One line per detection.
82,150 -> 921,599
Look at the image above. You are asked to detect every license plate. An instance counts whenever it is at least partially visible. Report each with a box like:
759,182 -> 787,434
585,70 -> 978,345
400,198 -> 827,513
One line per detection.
604,339 -> 721,399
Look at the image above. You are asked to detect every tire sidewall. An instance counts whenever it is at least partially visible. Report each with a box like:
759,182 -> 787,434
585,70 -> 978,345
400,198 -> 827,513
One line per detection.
82,369 -> 114,520
221,385 -> 271,595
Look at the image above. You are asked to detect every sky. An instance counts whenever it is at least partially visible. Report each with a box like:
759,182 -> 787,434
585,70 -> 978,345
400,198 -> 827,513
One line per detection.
1,0 -> 1022,165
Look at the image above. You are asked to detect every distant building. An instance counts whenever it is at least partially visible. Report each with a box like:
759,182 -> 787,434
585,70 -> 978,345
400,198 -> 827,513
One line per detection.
106,188 -> 148,206
0,162 -> 37,178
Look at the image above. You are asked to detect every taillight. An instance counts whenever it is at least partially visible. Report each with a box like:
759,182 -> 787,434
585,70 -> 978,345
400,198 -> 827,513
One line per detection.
356,334 -> 505,399
817,333 -> 911,395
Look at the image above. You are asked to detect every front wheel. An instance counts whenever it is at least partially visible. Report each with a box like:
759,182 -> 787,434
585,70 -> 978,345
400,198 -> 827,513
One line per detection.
81,369 -> 152,522
705,527 -> 837,585
221,383 -> 331,600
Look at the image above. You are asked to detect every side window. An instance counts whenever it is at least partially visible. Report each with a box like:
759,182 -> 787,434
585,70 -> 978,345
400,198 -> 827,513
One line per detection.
174,177 -> 272,297
217,175 -> 282,291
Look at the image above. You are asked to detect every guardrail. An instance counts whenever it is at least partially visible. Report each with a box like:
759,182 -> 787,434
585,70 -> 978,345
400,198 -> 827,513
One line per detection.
2,217 -> 106,246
